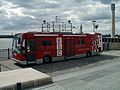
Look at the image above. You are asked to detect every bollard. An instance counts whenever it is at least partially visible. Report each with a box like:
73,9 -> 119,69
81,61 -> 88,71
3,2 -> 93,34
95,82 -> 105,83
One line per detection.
107,43 -> 109,51
8,48 -> 10,59
16,82 -> 21,90
0,64 -> 1,72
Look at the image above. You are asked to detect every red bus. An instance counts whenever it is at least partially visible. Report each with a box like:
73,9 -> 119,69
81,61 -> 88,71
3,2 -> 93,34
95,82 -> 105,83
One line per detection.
12,32 -> 103,65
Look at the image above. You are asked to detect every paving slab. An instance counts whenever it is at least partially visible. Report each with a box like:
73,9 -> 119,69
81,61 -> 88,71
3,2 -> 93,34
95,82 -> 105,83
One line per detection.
0,68 -> 53,90
32,55 -> 120,90
0,60 -> 21,71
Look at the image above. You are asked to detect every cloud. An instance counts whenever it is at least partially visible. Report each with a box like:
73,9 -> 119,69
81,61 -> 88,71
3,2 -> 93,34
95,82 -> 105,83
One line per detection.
11,0 -> 61,9
0,0 -> 120,35
98,0 -> 120,4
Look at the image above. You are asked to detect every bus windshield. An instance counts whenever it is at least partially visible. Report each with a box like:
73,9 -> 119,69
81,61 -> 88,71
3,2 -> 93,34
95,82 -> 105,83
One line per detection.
12,34 -> 22,53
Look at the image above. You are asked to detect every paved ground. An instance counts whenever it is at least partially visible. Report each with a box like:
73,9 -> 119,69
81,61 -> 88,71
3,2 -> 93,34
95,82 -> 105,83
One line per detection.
28,50 -> 120,90
0,60 -> 21,71
31,61 -> 120,90
0,68 -> 52,90
1,51 -> 120,73
1,50 -> 120,90
31,50 -> 120,77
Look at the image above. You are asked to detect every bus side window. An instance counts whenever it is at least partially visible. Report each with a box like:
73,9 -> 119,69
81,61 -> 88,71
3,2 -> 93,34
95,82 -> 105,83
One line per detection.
80,39 -> 85,45
42,40 -> 51,46
18,37 -> 21,44
27,41 -> 35,51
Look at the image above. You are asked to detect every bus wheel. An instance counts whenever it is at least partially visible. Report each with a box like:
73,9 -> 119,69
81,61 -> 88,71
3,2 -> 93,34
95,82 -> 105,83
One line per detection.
43,56 -> 52,64
86,51 -> 91,57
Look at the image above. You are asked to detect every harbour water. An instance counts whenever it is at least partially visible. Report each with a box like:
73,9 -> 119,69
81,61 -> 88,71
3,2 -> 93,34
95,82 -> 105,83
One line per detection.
0,38 -> 13,49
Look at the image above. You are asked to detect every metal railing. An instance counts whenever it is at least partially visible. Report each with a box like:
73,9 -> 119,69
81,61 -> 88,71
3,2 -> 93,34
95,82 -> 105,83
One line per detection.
102,37 -> 120,42
0,48 -> 12,60
0,48 -> 12,72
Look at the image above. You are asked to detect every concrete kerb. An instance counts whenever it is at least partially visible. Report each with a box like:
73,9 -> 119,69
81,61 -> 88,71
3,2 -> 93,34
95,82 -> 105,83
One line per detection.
21,77 -> 53,89
34,77 -> 53,86
0,68 -> 53,90
0,84 -> 16,90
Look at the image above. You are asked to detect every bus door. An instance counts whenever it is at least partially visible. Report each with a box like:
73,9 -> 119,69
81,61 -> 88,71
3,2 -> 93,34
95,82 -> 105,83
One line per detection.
65,39 -> 75,57
26,39 -> 36,64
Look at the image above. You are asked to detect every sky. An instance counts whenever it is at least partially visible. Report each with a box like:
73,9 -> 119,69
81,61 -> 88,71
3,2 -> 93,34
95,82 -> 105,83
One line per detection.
0,0 -> 120,35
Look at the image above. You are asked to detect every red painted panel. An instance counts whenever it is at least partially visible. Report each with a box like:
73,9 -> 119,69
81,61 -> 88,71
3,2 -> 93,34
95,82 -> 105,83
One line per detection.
65,39 -> 75,56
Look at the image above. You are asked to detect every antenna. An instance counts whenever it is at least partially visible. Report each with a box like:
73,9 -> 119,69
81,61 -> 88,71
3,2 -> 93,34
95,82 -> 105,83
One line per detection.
55,16 -> 58,22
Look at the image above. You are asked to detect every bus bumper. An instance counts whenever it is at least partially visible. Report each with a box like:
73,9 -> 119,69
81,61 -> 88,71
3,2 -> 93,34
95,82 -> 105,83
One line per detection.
12,58 -> 27,65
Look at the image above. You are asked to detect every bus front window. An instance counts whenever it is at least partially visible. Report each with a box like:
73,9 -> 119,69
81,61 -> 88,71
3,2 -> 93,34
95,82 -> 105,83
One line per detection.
12,34 -> 22,53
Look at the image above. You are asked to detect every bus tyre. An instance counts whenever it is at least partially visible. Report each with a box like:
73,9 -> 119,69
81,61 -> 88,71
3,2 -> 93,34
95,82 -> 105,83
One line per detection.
86,51 -> 91,57
43,56 -> 52,64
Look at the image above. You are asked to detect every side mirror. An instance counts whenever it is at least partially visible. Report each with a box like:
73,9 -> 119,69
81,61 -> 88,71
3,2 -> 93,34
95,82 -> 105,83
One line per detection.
21,47 -> 25,54
18,38 -> 21,44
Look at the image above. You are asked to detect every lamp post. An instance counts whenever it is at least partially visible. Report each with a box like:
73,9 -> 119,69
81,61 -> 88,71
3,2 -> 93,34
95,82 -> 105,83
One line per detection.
80,24 -> 83,34
42,20 -> 46,32
68,20 -> 72,32
52,21 -> 54,32
92,20 -> 96,32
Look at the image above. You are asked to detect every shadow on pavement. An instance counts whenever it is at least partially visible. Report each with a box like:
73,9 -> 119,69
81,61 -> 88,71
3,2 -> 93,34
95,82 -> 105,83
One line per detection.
19,54 -> 119,74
